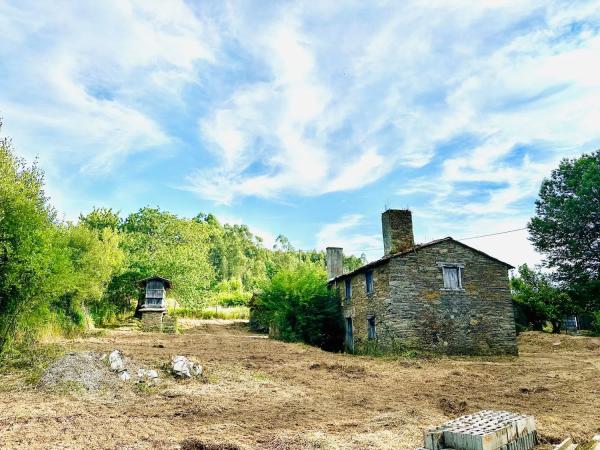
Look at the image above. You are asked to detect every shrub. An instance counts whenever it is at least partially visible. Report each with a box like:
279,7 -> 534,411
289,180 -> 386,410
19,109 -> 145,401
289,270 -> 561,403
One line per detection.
591,311 -> 600,336
173,306 -> 249,320
510,264 -> 573,333
252,263 -> 344,351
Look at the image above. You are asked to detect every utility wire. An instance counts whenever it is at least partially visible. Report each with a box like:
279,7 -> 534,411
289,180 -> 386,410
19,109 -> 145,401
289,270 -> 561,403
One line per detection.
351,226 -> 529,253
457,227 -> 528,241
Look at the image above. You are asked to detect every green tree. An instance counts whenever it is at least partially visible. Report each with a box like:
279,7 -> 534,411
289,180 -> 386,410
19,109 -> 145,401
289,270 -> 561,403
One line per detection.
528,150 -> 600,311
120,207 -> 214,308
0,127 -> 66,349
58,224 -> 124,326
252,262 -> 344,351
79,207 -> 121,233
511,264 -> 573,333
344,253 -> 367,272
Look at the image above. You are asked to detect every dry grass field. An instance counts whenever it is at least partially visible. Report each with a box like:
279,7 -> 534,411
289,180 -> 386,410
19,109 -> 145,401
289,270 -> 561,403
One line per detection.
0,320 -> 599,449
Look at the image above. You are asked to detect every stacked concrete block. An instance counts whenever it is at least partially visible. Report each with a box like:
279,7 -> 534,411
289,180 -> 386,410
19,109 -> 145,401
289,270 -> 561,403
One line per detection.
420,410 -> 537,450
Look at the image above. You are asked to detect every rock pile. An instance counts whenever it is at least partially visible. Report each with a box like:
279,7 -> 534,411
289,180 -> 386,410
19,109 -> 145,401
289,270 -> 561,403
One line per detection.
108,349 -> 131,381
39,350 -> 203,391
39,351 -> 117,391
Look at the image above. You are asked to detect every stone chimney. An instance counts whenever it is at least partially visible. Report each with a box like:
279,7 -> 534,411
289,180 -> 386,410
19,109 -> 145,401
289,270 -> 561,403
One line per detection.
326,247 -> 344,280
382,209 -> 415,255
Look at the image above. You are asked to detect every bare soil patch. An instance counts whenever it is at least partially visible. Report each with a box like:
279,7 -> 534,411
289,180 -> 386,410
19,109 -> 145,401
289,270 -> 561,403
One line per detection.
0,325 -> 598,449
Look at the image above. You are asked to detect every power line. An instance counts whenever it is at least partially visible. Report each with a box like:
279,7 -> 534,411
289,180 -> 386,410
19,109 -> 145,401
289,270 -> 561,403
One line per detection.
351,226 -> 529,252
457,227 -> 528,241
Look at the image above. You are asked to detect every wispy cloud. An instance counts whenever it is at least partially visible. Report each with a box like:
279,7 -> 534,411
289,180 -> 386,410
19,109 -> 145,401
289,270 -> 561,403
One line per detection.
0,0 -> 215,173
2,0 -> 599,267
316,214 -> 382,260
185,1 -> 600,209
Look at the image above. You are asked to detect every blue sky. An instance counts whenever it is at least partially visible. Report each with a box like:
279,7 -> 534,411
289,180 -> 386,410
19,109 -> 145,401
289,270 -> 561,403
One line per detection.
1,0 -> 599,267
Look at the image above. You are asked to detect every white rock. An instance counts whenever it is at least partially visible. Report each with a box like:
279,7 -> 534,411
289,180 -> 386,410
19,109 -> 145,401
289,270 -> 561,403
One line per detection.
119,370 -> 131,381
137,368 -> 159,380
171,355 -> 202,378
108,350 -> 124,372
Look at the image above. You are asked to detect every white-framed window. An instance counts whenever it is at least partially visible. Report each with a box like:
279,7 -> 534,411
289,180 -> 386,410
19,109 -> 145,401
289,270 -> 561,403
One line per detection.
437,262 -> 464,290
365,271 -> 374,294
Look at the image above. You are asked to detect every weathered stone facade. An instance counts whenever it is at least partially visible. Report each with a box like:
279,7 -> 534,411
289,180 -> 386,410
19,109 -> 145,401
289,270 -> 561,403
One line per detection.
333,264 -> 389,353
330,238 -> 517,356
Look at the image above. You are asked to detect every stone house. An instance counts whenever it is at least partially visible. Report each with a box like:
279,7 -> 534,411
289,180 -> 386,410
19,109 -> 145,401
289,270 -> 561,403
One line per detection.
327,210 -> 518,355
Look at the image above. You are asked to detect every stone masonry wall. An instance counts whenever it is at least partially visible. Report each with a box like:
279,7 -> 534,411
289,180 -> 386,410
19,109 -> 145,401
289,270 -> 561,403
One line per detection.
334,264 -> 390,352
384,240 -> 517,355
141,311 -> 164,332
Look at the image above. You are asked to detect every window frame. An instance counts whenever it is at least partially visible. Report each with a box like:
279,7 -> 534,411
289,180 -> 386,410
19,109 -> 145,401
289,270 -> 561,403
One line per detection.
365,270 -> 374,295
344,278 -> 352,303
367,315 -> 376,340
437,262 -> 464,291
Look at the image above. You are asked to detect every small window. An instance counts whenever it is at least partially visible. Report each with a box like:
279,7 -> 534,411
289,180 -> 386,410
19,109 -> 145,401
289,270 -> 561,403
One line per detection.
344,278 -> 352,303
367,316 -> 376,340
442,266 -> 462,290
365,271 -> 374,294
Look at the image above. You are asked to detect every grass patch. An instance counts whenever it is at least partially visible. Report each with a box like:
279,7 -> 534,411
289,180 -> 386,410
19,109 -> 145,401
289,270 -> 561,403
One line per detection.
173,306 -> 249,320
251,371 -> 269,382
0,343 -> 65,384
206,373 -> 220,384
134,381 -> 161,395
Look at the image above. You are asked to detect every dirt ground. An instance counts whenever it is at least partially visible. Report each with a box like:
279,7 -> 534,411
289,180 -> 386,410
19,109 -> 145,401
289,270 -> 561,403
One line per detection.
0,320 -> 598,450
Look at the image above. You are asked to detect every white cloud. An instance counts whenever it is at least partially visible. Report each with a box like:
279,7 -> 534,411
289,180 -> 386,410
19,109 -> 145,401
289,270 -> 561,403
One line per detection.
3,0 -> 599,269
0,0 -> 215,173
316,215 -> 382,261
186,0 -> 600,209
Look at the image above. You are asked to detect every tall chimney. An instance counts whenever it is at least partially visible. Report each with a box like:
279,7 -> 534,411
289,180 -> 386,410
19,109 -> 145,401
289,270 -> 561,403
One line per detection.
326,247 -> 344,280
382,209 -> 415,255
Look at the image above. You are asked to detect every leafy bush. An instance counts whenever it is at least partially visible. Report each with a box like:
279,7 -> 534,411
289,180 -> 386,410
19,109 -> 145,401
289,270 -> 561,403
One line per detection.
511,264 -> 573,333
252,263 -> 344,351
591,311 -> 600,336
208,279 -> 252,307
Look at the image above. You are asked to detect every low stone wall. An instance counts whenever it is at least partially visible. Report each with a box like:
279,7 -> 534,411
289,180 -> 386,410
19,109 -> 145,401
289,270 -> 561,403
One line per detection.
162,314 -> 178,334
141,311 -> 164,332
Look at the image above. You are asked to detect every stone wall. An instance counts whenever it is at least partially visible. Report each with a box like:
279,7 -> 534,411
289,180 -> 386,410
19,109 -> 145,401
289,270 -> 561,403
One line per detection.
162,314 -> 178,334
384,240 -> 517,355
332,239 -> 517,355
334,264 -> 390,352
382,209 -> 414,254
141,311 -> 164,332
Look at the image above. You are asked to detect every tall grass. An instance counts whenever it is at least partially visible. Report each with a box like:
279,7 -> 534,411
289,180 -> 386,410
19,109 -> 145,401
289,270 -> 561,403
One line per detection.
173,306 -> 249,320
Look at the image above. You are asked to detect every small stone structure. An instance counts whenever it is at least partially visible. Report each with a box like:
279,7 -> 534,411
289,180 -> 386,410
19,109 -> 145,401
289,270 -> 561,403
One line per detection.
139,276 -> 171,332
328,210 -> 518,355
419,410 -> 537,450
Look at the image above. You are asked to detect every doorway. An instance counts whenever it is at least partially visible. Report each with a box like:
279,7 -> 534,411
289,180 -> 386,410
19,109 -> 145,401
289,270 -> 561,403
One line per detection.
346,317 -> 354,352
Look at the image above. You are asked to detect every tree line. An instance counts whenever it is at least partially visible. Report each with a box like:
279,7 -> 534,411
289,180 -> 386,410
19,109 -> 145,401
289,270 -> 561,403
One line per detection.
512,149 -> 600,334
0,123 -> 364,352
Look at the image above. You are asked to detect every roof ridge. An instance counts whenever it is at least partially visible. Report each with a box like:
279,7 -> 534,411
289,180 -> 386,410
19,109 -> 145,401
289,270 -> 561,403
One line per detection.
328,236 -> 512,283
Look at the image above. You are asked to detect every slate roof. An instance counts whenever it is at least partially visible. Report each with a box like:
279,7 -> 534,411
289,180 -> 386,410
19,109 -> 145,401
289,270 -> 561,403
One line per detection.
328,237 -> 514,283
139,276 -> 172,289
